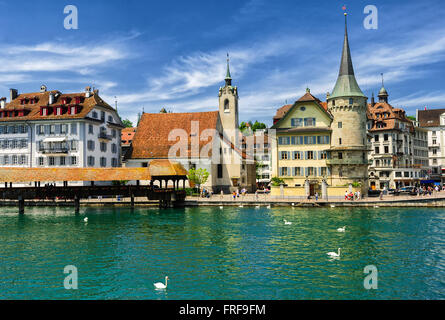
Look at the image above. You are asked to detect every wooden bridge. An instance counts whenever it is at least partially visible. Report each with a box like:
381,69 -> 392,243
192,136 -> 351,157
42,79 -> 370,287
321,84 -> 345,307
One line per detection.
0,160 -> 188,213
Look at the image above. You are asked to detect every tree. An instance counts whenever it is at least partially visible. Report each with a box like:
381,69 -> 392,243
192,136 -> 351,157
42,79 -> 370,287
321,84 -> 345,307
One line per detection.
252,121 -> 266,132
407,115 -> 416,121
271,176 -> 285,186
122,119 -> 133,128
187,168 -> 210,194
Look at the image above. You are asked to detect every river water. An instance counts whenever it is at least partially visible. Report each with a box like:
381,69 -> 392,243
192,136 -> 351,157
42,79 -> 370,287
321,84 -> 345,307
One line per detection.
0,205 -> 443,299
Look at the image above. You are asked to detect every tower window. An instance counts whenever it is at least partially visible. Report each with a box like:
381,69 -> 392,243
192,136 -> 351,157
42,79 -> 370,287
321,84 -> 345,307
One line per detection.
332,100 -> 335,106
224,99 -> 230,112
338,152 -> 343,159
349,98 -> 353,104
339,138 -> 342,145
338,122 -> 342,128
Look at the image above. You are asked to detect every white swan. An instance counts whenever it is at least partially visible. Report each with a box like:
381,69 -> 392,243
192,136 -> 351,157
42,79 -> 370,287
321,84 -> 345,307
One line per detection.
337,226 -> 346,232
219,206 -> 223,209
292,203 -> 295,206
374,205 -> 379,208
154,276 -> 168,289
330,204 -> 335,208
266,204 -> 271,209
327,248 -> 341,258
284,219 -> 292,225
83,217 -> 88,222
255,205 -> 260,209
238,205 -> 243,208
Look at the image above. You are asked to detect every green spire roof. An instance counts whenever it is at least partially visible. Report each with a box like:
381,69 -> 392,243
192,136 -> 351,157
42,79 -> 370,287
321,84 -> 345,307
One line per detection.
329,13 -> 365,99
225,53 -> 231,80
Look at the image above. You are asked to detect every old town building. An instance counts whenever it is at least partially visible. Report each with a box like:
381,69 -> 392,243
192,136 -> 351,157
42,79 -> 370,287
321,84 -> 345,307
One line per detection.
367,84 -> 429,190
270,13 -> 368,198
0,85 -> 123,186
126,57 -> 256,192
417,107 -> 445,184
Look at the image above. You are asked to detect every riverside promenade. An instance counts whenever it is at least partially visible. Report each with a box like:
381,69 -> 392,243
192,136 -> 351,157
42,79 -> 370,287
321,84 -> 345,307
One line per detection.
2,191 -> 445,208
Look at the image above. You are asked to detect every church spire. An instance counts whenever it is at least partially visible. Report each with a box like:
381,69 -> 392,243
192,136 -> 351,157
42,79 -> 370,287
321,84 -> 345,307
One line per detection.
225,53 -> 232,86
329,11 -> 365,99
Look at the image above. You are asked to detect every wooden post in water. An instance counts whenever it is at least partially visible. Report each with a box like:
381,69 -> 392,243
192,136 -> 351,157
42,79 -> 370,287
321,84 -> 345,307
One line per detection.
131,193 -> 135,208
74,195 -> 80,214
18,195 -> 24,214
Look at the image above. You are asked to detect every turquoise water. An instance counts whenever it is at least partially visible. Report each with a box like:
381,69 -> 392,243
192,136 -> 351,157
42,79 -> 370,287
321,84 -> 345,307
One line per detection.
0,205 -> 443,299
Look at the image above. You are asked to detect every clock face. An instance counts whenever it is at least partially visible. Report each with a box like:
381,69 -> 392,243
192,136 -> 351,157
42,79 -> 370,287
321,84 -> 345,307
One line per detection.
300,106 -> 306,111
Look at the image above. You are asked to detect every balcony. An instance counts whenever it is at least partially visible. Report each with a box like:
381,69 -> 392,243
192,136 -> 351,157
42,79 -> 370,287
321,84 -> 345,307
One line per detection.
326,159 -> 368,165
98,132 -> 112,141
39,147 -> 69,154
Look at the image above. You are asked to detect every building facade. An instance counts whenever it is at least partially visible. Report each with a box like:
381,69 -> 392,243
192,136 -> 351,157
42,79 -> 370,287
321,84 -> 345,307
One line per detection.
367,86 -> 429,190
0,85 -> 123,186
417,108 -> 445,184
270,13 -> 368,198
126,58 -> 257,192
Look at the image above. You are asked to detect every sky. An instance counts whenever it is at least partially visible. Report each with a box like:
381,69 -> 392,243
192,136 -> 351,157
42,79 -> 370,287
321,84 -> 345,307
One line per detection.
0,0 -> 444,126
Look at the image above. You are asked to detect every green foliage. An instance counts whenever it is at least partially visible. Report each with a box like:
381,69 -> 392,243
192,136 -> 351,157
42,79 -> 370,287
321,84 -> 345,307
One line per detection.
271,176 -> 285,186
407,115 -> 416,121
122,119 -> 133,128
187,168 -> 210,187
252,120 -> 266,131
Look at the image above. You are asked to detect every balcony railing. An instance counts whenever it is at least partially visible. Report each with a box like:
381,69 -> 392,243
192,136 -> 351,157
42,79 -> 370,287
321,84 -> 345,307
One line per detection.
98,132 -> 112,140
39,147 -> 69,154
326,159 -> 368,165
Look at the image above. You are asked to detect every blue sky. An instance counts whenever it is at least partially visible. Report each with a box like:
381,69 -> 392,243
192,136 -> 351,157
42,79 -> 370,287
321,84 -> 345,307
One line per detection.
0,0 -> 444,126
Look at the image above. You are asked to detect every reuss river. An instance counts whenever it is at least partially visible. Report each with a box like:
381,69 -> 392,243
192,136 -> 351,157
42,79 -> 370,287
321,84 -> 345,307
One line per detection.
0,206 -> 443,299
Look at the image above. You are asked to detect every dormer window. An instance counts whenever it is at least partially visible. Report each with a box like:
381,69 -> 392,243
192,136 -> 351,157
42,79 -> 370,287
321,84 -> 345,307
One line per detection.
41,107 -> 48,116
61,97 -> 68,105
92,111 -> 98,118
70,106 -> 78,115
20,99 -> 26,105
56,107 -> 63,116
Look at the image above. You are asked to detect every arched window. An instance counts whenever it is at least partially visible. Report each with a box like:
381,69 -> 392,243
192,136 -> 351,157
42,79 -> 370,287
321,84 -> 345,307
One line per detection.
224,99 -> 230,111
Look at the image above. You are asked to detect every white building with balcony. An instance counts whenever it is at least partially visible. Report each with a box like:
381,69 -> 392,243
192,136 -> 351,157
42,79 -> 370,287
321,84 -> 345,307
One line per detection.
0,85 -> 123,186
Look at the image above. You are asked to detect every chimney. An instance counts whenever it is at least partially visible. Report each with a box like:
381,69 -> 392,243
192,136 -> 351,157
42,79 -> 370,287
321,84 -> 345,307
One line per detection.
9,88 -> 18,101
371,93 -> 375,107
49,92 -> 55,105
326,92 -> 330,99
85,86 -> 92,98
0,97 -> 6,109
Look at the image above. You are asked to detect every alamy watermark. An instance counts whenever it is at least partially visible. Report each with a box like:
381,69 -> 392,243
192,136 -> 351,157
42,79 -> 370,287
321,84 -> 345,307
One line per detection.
64,5 -> 78,30
363,265 -> 378,289
64,265 -> 78,289
363,5 -> 378,30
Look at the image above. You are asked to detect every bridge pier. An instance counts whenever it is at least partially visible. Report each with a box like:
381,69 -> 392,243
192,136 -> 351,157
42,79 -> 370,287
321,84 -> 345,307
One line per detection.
74,195 -> 80,214
18,195 -> 24,214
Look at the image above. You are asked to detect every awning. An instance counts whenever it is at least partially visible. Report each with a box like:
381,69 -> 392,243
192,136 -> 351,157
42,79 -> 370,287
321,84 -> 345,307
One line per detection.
43,137 -> 67,143
420,180 -> 435,184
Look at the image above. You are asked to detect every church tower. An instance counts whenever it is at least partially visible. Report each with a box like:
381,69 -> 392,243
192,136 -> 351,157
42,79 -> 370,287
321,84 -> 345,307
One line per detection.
327,12 -> 369,192
218,54 -> 239,135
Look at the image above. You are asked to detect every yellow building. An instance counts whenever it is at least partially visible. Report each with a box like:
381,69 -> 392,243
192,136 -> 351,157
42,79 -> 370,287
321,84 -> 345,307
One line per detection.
270,13 -> 368,199
271,89 -> 332,197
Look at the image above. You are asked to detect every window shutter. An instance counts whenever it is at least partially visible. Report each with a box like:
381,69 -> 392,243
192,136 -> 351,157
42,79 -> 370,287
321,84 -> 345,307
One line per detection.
305,167 -> 308,176
287,151 -> 290,160
327,167 -> 331,176
305,151 -> 308,160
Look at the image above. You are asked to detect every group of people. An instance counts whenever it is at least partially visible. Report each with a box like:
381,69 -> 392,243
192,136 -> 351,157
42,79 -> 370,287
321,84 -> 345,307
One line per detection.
344,190 -> 361,201
231,188 -> 248,200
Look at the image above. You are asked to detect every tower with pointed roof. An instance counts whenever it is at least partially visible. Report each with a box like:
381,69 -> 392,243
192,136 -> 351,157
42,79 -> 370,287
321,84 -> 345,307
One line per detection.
327,12 -> 369,192
218,54 -> 239,136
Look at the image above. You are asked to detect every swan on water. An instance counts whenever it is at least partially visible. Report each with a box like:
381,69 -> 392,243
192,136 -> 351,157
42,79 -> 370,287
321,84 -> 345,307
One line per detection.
374,205 -> 379,208
238,205 -> 243,208
330,204 -> 335,208
83,217 -> 88,222
284,219 -> 292,225
292,203 -> 295,206
337,226 -> 346,232
219,206 -> 224,209
266,204 -> 271,209
154,276 -> 168,289
255,205 -> 260,209
327,248 -> 341,258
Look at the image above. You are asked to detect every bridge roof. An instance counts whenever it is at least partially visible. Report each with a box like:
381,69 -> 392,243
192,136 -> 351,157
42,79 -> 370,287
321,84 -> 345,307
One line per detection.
0,167 -> 152,183
0,160 -> 188,183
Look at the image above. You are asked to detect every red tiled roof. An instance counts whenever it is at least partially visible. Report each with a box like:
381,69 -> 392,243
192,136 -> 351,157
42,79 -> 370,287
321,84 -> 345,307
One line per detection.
121,127 -> 136,145
129,111 -> 220,159
1,90 -> 117,122
367,102 -> 413,132
417,108 -> 445,127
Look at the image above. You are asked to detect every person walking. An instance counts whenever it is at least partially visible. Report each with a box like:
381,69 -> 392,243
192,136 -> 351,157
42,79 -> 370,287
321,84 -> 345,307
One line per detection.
315,192 -> 319,201
220,190 -> 224,200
